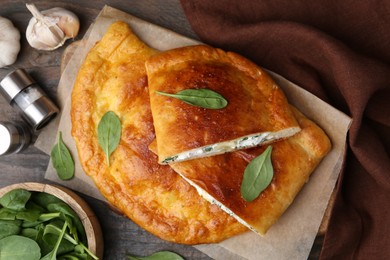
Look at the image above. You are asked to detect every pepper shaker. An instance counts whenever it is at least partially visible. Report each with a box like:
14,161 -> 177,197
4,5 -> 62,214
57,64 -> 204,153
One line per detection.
0,121 -> 31,156
0,69 -> 59,131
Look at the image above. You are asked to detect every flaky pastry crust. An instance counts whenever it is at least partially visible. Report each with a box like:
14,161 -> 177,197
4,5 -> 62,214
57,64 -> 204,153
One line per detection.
166,106 -> 331,235
71,21 -> 246,244
146,45 -> 300,163
145,44 -> 331,234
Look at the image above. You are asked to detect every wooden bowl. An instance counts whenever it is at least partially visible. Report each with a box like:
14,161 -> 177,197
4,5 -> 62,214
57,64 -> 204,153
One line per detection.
0,182 -> 104,259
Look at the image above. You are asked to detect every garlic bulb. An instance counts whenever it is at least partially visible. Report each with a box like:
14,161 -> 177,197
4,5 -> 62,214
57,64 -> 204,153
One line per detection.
0,16 -> 21,68
26,4 -> 80,51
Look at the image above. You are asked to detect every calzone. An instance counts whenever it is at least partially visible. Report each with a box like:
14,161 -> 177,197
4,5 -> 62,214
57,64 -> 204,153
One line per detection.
146,45 -> 331,235
71,21 -> 246,244
150,106 -> 331,235
145,45 -> 301,164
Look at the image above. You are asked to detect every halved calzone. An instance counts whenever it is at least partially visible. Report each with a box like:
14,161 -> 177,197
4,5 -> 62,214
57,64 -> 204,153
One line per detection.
150,106 -> 331,235
145,45 -> 301,164
71,21 -> 247,244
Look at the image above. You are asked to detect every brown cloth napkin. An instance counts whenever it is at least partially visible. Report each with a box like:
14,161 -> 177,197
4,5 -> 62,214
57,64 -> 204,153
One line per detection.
180,1 -> 390,259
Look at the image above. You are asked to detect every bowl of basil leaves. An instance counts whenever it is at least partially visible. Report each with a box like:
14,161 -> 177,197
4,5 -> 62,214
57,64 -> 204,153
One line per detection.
0,182 -> 103,260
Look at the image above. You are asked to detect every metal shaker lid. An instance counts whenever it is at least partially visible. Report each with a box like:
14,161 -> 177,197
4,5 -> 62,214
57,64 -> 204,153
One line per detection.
24,96 -> 59,131
0,69 -> 36,103
0,122 -> 31,156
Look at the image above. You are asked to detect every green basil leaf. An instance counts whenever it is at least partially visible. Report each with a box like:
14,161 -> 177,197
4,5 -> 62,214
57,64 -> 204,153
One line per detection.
0,208 -> 17,220
74,244 -> 84,254
40,222 -> 68,260
16,209 -> 40,222
0,235 -> 41,260
241,146 -> 274,202
58,252 -> 88,260
62,214 -> 80,243
38,212 -> 61,222
46,202 -> 86,244
25,201 -> 46,213
77,243 -> 98,260
51,132 -> 75,180
97,111 -> 122,166
0,190 -> 97,260
22,220 -> 44,228
31,192 -> 62,209
0,220 -> 21,239
127,251 -> 184,260
0,189 -> 31,211
43,223 -> 77,245
20,228 -> 39,241
156,88 -> 228,109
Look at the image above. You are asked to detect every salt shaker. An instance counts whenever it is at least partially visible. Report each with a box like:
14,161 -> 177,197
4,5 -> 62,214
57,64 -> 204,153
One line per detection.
0,69 -> 59,131
0,121 -> 31,156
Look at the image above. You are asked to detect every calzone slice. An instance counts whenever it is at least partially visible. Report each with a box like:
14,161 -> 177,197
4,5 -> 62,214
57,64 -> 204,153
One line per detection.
150,106 -> 331,235
145,45 -> 301,164
71,21 -> 246,244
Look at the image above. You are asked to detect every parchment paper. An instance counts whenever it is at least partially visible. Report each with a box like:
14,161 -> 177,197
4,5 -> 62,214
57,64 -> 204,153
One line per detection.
35,6 -> 352,260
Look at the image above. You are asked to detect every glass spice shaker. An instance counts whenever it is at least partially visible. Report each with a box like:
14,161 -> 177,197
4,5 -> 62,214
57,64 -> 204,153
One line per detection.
0,69 -> 59,131
0,121 -> 31,156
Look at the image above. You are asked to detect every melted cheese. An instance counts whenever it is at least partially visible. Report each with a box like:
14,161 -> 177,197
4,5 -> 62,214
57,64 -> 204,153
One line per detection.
161,127 -> 301,164
182,173 -> 260,234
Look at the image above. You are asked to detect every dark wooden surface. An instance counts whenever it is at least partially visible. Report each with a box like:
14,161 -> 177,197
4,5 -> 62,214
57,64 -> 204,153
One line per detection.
0,1 -> 323,259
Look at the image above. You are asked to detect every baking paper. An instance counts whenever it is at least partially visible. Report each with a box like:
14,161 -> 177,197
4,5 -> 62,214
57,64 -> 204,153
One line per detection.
35,6 -> 352,260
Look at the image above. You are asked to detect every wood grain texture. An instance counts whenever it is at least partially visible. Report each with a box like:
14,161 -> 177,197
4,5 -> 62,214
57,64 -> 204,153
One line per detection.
0,1 -> 323,259
0,182 -> 104,259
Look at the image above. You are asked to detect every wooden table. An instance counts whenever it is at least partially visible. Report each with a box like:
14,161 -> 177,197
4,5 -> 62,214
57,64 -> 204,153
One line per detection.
0,1 -> 323,259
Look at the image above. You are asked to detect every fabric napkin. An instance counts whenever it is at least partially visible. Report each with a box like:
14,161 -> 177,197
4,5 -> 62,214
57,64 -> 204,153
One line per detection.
180,1 -> 390,259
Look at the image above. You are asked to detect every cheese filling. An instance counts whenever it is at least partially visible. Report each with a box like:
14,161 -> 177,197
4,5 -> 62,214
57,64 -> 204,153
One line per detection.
161,127 -> 301,164
178,172 -> 259,234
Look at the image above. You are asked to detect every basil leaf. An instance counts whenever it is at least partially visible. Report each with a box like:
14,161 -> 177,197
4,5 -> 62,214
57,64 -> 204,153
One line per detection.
40,222 -> 68,260
38,212 -> 62,222
0,235 -> 41,260
47,202 -> 86,244
20,228 -> 39,241
97,111 -> 122,166
77,243 -> 99,260
156,88 -> 228,109
0,220 -> 21,239
0,208 -> 17,220
51,132 -> 75,180
0,189 -> 31,211
16,210 -> 40,222
241,146 -> 274,202
42,223 -> 77,246
0,190 -> 98,260
25,201 -> 46,213
127,251 -> 184,260
57,252 -> 88,260
31,192 -> 62,209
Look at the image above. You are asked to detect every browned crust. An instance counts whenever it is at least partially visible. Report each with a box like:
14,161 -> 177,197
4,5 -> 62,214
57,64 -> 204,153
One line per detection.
169,105 -> 331,235
145,45 -> 300,162
71,21 -> 246,244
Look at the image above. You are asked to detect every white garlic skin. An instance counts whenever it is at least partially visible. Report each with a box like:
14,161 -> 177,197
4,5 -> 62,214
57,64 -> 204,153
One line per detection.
48,8 -> 79,38
26,5 -> 80,51
26,16 -> 65,51
0,16 -> 21,68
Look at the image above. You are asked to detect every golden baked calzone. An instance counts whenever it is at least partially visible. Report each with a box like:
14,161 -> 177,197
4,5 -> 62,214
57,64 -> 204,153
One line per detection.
71,21 -> 246,244
145,45 -> 331,235
145,45 -> 301,164
150,106 -> 331,235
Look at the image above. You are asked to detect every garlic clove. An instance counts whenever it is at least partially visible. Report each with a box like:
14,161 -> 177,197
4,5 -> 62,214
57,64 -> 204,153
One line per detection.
26,17 -> 65,51
25,4 -> 80,51
42,7 -> 79,38
0,16 -> 21,68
